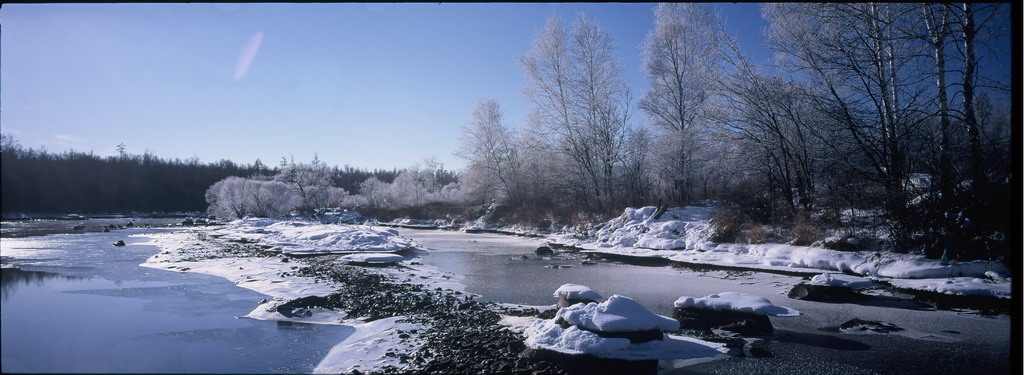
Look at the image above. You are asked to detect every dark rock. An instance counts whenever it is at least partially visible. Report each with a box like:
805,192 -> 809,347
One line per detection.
745,338 -> 772,357
113,240 -> 126,246
838,318 -> 903,334
535,246 -> 554,256
787,284 -> 862,302
277,306 -> 313,318
673,306 -> 774,336
521,348 -> 657,375
556,296 -> 598,309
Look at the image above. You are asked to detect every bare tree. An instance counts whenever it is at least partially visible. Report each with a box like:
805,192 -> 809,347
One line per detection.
520,12 -> 631,212
764,3 -> 931,250
717,59 -> 822,215
274,157 -> 333,214
919,3 -> 956,205
948,3 -> 1010,191
639,3 -> 727,205
456,99 -> 525,205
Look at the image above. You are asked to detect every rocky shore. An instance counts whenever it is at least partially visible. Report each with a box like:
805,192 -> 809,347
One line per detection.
150,226 -> 1010,375
177,232 -> 588,374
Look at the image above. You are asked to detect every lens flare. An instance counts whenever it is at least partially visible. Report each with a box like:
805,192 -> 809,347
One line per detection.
234,31 -> 263,81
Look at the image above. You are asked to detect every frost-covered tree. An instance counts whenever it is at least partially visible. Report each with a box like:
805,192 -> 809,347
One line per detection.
275,157 -> 333,214
456,99 -> 525,205
248,180 -> 298,218
715,43 -> 824,215
206,176 -> 297,218
639,3 -> 728,205
764,3 -> 929,249
359,177 -> 390,209
617,126 -> 657,207
520,12 -> 631,211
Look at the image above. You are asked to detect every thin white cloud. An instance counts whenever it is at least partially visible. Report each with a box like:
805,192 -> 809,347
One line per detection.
55,134 -> 87,143
234,31 -> 264,81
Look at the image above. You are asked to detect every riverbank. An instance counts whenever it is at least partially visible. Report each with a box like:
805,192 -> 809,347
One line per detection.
138,227 -> 734,374
138,222 -> 1011,374
3,221 -> 1011,374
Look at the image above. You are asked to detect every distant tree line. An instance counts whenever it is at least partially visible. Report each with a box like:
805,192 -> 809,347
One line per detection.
456,3 -> 1012,259
0,135 -> 416,215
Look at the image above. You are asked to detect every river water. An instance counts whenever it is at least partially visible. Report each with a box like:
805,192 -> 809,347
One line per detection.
1,226 -> 349,374
0,223 -> 1011,374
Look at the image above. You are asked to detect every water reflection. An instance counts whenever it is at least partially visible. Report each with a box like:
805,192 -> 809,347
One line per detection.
0,267 -> 83,301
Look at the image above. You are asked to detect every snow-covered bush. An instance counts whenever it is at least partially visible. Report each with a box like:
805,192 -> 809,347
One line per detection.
274,160 -> 333,213
206,176 -> 297,219
356,164 -> 463,211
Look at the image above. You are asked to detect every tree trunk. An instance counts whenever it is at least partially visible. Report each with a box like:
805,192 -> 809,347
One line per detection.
962,2 -> 986,193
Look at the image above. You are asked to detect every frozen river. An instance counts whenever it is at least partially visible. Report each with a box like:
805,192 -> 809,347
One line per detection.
0,224 -> 1012,374
0,227 -> 349,374
403,229 -> 1012,374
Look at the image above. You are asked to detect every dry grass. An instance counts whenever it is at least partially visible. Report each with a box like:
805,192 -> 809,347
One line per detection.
709,208 -> 750,243
788,212 -> 824,246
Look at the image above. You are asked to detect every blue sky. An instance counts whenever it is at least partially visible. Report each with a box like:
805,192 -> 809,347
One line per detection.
0,3 -> 772,170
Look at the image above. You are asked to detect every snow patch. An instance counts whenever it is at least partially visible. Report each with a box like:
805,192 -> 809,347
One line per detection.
313,316 -> 424,374
524,319 -> 728,360
340,253 -> 406,264
886,277 -> 1012,299
208,219 -> 416,255
556,295 -> 680,332
553,283 -> 602,300
674,292 -> 800,317
546,206 -> 1010,299
808,272 -> 876,288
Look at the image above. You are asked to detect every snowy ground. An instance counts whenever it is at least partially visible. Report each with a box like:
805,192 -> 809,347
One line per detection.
134,218 -> 747,373
134,222 -> 461,374
130,215 -> 1011,374
205,218 -> 416,255
546,206 -> 1012,300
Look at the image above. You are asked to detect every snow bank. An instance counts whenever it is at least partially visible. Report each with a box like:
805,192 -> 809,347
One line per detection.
556,295 -> 679,332
137,232 -> 340,300
524,319 -> 729,361
313,316 -> 424,374
547,206 -> 1011,299
553,283 -> 602,300
339,253 -> 406,264
209,219 -> 416,255
674,292 -> 800,317
808,272 -> 876,288
551,206 -> 715,251
385,218 -> 459,230
886,277 -> 1012,299
525,321 -> 631,355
